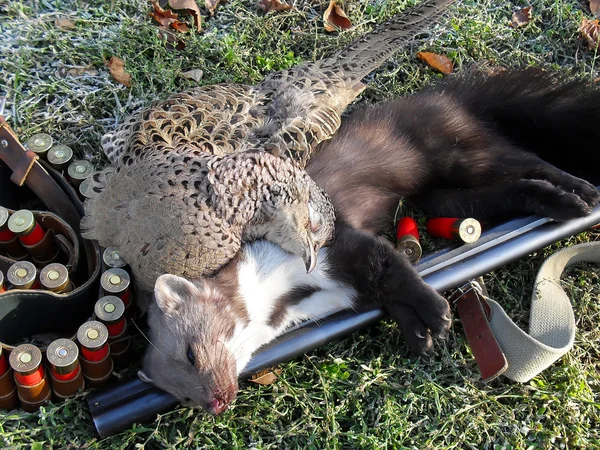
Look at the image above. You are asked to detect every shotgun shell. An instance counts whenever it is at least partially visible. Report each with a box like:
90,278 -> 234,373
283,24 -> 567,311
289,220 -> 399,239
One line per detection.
9,344 -> 51,412
0,347 -> 19,410
47,145 -> 73,171
26,133 -> 53,158
94,296 -> 131,365
7,261 -> 39,290
395,217 -> 422,264
8,209 -> 59,264
102,247 -> 128,270
47,338 -> 85,399
426,217 -> 482,244
0,207 -> 28,260
79,178 -> 93,200
8,209 -> 45,245
77,321 -> 113,388
101,268 -> 132,309
40,263 -> 73,294
67,160 -> 94,187
0,271 -> 4,294
0,206 -> 13,242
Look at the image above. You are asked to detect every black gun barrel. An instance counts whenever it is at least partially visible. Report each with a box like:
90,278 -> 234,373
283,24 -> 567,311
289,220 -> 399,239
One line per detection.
87,205 -> 600,437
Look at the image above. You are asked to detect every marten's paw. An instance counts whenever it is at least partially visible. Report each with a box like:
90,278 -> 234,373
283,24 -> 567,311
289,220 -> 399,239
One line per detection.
555,176 -> 600,209
385,288 -> 452,356
519,179 -> 597,221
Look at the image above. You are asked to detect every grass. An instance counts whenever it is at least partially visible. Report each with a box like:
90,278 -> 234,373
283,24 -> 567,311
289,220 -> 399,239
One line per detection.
1,0 -> 600,448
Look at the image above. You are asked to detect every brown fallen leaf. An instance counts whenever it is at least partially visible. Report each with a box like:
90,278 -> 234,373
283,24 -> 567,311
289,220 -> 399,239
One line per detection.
417,51 -> 453,75
55,18 -> 75,30
323,0 -> 352,32
591,0 -> 600,17
169,0 -> 202,31
205,0 -> 224,16
171,21 -> 189,32
107,57 -> 132,87
181,68 -> 204,82
150,0 -> 179,26
510,7 -> 532,28
580,18 -> 600,49
249,368 -> 282,385
258,0 -> 292,13
150,0 -> 190,31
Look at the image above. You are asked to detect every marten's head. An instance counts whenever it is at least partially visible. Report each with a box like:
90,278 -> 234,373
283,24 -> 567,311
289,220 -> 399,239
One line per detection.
138,274 -> 248,415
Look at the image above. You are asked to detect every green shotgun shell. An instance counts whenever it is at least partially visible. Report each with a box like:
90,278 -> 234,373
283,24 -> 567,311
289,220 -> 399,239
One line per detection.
67,160 -> 94,185
47,145 -> 74,171
26,133 -> 53,157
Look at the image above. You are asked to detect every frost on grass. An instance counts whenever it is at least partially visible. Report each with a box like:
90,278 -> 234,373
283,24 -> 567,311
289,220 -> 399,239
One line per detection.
1,0 -> 600,449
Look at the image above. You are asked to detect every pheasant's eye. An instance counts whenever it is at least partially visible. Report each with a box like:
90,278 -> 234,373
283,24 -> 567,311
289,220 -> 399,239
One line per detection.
308,204 -> 320,233
187,346 -> 195,366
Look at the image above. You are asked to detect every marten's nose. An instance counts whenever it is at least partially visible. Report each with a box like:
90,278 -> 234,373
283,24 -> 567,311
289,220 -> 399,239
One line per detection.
208,396 -> 229,415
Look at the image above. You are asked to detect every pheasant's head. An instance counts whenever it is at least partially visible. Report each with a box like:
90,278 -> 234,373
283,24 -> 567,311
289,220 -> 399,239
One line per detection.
256,178 -> 334,272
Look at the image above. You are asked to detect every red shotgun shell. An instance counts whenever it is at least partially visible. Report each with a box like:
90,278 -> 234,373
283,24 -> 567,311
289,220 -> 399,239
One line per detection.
7,261 -> 40,290
426,217 -> 482,244
7,210 -> 45,246
47,338 -> 85,399
395,217 -> 422,264
77,321 -> 114,388
9,344 -> 52,411
101,268 -> 132,309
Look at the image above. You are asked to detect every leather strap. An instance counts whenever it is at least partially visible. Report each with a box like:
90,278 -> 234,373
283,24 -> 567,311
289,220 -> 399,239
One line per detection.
454,241 -> 600,383
450,282 -> 508,382
0,118 -> 81,232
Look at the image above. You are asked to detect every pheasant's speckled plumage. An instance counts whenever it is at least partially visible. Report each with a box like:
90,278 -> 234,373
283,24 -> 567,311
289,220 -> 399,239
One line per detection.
82,0 -> 455,293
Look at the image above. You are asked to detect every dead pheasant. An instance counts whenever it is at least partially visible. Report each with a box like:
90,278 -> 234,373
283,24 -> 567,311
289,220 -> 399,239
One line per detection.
82,0 -> 455,293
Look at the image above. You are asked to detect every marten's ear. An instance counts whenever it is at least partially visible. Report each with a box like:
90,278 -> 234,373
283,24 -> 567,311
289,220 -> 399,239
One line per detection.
154,274 -> 202,315
138,370 -> 153,383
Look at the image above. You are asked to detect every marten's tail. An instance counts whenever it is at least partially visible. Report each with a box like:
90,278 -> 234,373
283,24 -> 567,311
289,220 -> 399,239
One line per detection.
439,68 -> 600,184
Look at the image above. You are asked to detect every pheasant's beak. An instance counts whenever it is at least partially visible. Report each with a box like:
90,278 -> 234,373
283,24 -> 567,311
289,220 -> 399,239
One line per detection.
303,237 -> 318,273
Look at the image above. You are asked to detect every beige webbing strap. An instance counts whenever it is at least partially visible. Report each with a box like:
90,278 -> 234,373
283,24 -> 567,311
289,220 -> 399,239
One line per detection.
484,241 -> 600,382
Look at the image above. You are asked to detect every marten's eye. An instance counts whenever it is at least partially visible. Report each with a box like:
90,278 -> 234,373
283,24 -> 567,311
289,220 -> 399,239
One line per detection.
186,346 -> 195,366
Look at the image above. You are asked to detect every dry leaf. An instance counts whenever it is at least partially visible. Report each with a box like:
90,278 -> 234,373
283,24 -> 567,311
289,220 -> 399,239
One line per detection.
107,57 -> 132,87
323,1 -> 352,32
258,0 -> 292,13
249,368 -> 282,385
417,51 -> 453,75
150,0 -> 179,27
171,21 -> 190,32
150,0 -> 190,31
169,0 -> 202,31
205,0 -> 224,16
181,68 -> 204,82
591,0 -> 600,17
55,18 -> 75,30
580,19 -> 600,49
510,7 -> 532,28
